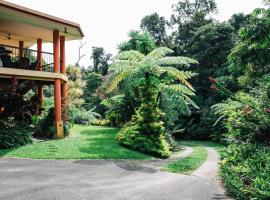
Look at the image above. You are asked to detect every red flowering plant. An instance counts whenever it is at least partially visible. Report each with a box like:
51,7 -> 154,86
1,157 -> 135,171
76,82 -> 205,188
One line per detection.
209,77 -> 234,97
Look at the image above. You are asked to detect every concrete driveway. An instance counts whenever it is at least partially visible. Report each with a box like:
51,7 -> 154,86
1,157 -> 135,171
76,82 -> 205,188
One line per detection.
0,156 -> 230,200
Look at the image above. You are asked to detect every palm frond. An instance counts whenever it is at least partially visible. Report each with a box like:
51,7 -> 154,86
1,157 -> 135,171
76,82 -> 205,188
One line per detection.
147,47 -> 174,59
115,50 -> 144,62
158,56 -> 198,68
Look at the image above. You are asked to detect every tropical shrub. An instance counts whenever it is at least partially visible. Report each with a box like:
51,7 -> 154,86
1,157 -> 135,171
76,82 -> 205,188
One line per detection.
213,79 -> 270,145
220,144 -> 270,200
0,118 -> 32,149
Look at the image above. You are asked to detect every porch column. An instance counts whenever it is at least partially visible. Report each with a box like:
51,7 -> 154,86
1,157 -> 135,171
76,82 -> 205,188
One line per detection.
60,36 -> 67,123
19,41 -> 24,59
37,39 -> 43,115
53,29 -> 64,138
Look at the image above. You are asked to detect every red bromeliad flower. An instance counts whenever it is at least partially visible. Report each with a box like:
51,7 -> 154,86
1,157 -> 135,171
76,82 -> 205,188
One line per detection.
210,85 -> 219,91
265,108 -> 270,113
209,77 -> 217,84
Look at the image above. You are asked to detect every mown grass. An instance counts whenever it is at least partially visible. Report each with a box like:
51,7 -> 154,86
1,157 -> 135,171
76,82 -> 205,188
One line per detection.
0,125 -> 152,160
163,140 -> 223,175
163,146 -> 208,175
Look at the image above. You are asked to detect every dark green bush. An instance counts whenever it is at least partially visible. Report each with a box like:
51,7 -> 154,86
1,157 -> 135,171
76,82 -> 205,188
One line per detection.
220,144 -> 270,200
0,118 -> 32,149
101,95 -> 133,127
34,107 -> 56,138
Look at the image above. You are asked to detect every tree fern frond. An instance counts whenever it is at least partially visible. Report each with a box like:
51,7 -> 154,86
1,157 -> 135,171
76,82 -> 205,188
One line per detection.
147,47 -> 174,59
106,69 -> 133,93
160,67 -> 196,90
115,50 -> 145,62
109,60 -> 137,72
211,103 -> 228,115
180,93 -> 200,109
177,95 -> 191,116
158,57 -> 198,68
161,84 -> 195,96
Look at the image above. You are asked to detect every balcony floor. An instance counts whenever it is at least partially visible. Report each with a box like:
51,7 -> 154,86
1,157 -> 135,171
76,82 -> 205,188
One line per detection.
0,67 -> 67,83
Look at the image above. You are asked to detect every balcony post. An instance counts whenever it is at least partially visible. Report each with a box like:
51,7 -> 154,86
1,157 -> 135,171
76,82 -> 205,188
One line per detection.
60,36 -> 67,123
37,39 -> 43,115
19,41 -> 24,59
19,41 -> 24,69
53,29 -> 64,138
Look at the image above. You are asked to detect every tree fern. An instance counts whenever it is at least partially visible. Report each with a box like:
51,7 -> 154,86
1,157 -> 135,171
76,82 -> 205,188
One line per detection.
160,67 -> 196,90
161,84 -> 195,96
105,47 -> 198,110
158,57 -> 198,68
147,47 -> 174,59
115,50 -> 144,61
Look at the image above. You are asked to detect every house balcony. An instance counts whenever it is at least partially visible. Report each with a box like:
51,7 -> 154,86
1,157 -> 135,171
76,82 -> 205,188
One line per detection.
0,44 -> 67,83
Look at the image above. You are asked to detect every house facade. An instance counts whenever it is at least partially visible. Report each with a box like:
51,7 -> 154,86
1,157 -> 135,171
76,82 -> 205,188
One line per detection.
0,1 -> 84,137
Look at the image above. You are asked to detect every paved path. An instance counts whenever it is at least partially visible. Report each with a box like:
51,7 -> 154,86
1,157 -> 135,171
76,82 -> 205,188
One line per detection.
192,147 -> 220,178
0,147 -> 230,200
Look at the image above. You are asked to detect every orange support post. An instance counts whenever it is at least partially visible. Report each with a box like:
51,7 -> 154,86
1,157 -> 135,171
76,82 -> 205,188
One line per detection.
60,36 -> 66,75
19,41 -> 24,58
37,39 -> 43,115
53,30 -> 60,73
53,30 -> 64,138
60,36 -> 68,122
19,41 -> 24,66
37,39 -> 42,71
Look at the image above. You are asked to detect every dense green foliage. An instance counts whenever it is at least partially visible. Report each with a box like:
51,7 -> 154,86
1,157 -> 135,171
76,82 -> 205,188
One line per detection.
0,118 -> 32,149
211,7 -> 270,200
140,13 -> 168,46
91,47 -> 112,75
118,30 -> 156,54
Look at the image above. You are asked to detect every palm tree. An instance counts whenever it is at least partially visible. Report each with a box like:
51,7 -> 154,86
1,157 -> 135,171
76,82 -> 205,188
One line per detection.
105,47 -> 198,114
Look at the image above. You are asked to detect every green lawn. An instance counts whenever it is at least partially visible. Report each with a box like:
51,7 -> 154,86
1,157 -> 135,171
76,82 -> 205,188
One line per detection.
0,125 -> 152,160
163,140 -> 223,175
163,146 -> 208,175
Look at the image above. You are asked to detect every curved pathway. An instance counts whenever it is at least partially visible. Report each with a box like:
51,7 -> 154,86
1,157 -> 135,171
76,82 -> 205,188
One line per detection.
192,147 -> 220,178
0,147 -> 231,200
